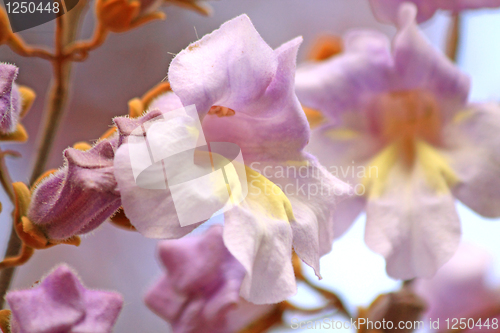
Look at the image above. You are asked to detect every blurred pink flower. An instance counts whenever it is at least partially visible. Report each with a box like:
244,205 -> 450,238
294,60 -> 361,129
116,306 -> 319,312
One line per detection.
6,264 -> 123,333
0,63 -> 22,134
415,245 -> 500,332
145,226 -> 272,333
369,0 -> 500,24
295,3 -> 500,279
114,14 -> 350,303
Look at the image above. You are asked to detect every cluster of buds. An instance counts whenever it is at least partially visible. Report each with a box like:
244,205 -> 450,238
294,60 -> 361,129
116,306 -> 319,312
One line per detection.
95,0 -> 212,33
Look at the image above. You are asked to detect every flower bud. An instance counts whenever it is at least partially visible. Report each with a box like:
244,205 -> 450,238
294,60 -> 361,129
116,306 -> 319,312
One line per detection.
0,63 -> 21,134
7,264 -> 123,333
360,287 -> 427,333
28,139 -> 121,240
96,0 -> 165,33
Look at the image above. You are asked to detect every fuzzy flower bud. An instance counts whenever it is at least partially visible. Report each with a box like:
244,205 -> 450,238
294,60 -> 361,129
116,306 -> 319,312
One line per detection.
28,139 -> 121,240
0,63 -> 22,134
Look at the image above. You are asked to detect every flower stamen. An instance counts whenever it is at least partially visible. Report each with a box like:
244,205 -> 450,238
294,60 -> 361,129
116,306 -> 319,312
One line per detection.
208,105 -> 236,117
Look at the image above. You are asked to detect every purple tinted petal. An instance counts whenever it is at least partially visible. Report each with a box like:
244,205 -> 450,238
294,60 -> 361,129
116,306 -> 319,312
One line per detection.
113,109 -> 163,145
169,14 -> 277,117
415,244 -> 498,323
169,15 -> 309,163
447,103 -> 500,217
201,36 -> 310,163
392,3 -> 470,120
145,226 -> 248,333
7,265 -> 123,333
446,0 -> 500,11
369,0 -> 500,24
369,0 -> 438,23
295,30 -> 393,120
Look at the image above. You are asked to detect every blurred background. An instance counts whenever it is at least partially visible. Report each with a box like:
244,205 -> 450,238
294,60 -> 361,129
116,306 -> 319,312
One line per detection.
0,0 -> 499,331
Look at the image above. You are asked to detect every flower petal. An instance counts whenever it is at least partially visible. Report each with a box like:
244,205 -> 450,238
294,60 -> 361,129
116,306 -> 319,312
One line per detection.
250,155 -> 351,278
201,36 -> 310,163
169,14 -> 277,117
148,91 -> 184,113
223,168 -> 296,304
365,159 -> 461,279
415,244 -> 498,322
447,103 -> 500,218
295,30 -> 392,120
145,226 -> 247,333
169,14 -> 309,163
369,0 -> 500,24
368,0 -> 438,24
306,123 -> 380,239
7,264 -> 123,333
393,2 -> 470,119
113,143 -> 202,238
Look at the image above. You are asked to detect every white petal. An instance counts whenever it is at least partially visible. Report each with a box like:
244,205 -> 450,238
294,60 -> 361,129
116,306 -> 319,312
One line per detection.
365,159 -> 461,279
222,169 -> 296,304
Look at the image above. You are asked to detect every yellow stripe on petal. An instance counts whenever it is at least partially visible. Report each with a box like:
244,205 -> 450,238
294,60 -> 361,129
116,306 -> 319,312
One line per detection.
415,140 -> 459,194
245,166 -> 295,222
362,143 -> 399,199
325,127 -> 360,140
452,109 -> 474,124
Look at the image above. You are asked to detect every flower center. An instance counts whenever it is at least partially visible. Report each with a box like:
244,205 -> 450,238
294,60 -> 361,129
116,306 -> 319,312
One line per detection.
208,106 -> 235,117
368,90 -> 442,165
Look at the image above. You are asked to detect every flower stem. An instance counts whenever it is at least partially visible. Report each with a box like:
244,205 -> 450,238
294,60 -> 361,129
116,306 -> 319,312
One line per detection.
0,0 -> 89,306
446,13 -> 461,62
0,150 -> 18,202
7,34 -> 55,61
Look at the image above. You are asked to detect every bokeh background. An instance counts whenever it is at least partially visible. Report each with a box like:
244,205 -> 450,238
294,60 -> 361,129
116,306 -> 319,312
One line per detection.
0,0 -> 499,331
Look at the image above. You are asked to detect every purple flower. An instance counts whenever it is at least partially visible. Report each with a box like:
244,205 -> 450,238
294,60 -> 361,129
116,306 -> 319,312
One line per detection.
28,139 -> 121,240
369,0 -> 500,24
145,226 -> 272,333
0,63 -> 22,134
295,3 -> 500,279
6,264 -> 123,333
114,15 -> 350,303
415,245 -> 500,331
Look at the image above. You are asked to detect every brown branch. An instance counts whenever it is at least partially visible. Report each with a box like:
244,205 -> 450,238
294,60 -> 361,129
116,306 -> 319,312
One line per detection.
446,13 -> 461,62
64,24 -> 109,61
0,1 -> 88,305
0,244 -> 34,270
0,150 -> 19,202
6,34 -> 55,61
29,16 -> 73,185
302,278 -> 353,319
238,303 -> 286,333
